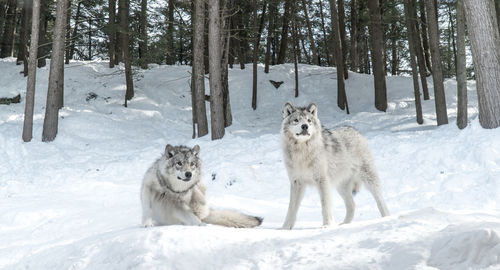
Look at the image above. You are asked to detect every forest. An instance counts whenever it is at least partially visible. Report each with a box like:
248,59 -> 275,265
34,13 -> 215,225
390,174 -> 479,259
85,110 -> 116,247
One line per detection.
1,0 -> 499,142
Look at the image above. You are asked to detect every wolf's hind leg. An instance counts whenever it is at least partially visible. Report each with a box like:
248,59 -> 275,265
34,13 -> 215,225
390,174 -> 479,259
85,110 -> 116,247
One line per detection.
282,180 -> 306,230
338,182 -> 355,224
364,177 -> 390,217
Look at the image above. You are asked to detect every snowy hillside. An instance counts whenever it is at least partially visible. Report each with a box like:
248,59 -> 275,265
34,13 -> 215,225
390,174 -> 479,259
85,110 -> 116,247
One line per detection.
0,57 -> 499,269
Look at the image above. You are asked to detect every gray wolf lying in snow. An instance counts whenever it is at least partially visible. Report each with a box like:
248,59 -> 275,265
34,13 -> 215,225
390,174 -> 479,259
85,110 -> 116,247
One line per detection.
281,102 -> 390,229
141,144 -> 263,228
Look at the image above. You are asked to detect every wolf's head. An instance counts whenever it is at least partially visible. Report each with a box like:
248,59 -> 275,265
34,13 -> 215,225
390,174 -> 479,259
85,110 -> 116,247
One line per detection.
281,102 -> 321,143
159,144 -> 201,193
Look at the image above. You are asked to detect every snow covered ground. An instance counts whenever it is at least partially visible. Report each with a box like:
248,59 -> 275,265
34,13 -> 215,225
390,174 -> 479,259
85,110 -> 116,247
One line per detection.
0,57 -> 499,269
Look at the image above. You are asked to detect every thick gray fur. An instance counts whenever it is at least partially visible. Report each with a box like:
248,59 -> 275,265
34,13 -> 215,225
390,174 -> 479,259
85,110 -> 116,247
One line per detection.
281,102 -> 390,229
141,144 -> 263,228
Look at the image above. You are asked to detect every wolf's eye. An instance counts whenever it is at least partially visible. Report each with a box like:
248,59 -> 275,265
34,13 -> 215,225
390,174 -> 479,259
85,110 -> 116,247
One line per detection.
190,162 -> 195,167
307,119 -> 312,123
293,119 -> 299,123
177,161 -> 182,166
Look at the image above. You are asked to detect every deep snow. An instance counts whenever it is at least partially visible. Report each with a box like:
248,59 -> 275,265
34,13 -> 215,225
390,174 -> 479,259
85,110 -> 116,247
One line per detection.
0,57 -> 499,269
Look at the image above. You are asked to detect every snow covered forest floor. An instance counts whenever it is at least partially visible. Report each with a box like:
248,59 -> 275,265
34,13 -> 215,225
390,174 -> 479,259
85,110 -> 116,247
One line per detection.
0,58 -> 499,269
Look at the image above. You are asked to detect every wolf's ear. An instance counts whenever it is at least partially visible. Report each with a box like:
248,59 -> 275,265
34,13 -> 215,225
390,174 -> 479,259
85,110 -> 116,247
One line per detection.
283,102 -> 296,118
192,145 -> 200,157
165,144 -> 175,158
307,103 -> 318,117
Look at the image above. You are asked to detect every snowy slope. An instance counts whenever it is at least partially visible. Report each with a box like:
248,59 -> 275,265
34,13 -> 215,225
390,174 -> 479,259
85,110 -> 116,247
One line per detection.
0,57 -> 499,270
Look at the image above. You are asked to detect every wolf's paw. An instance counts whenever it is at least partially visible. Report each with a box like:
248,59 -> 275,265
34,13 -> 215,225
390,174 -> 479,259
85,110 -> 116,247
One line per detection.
142,218 -> 154,228
281,224 -> 293,230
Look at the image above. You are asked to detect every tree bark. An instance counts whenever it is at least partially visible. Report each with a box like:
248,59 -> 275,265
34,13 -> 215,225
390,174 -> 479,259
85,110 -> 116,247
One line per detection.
264,0 -> 276,73
42,0 -> 68,142
419,0 -> 432,73
410,0 -> 429,100
119,0 -> 134,106
64,0 -> 71,64
37,0 -> 48,67
292,13 -> 299,97
108,0 -> 116,67
0,0 -> 17,58
166,0 -> 175,64
23,0 -> 41,142
349,0 -> 358,71
426,0 -> 448,125
463,0 -> 500,128
221,0 -> 232,127
208,0 -> 225,140
338,0 -> 348,78
277,0 -> 291,64
404,0 -> 423,124
139,0 -> 148,69
192,0 -> 208,137
252,0 -> 259,110
330,0 -> 348,113
17,0 -> 31,67
367,0 -> 387,112
301,0 -> 318,65
456,0 -> 467,129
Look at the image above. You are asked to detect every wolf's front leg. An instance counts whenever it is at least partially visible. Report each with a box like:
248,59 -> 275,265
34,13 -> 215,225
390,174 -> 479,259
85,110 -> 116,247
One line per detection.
318,178 -> 335,227
175,206 -> 205,226
282,180 -> 305,230
140,186 -> 155,227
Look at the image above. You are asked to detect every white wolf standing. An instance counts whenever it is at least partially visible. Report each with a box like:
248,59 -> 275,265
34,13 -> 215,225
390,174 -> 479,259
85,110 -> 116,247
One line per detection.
280,102 -> 390,229
141,144 -> 263,228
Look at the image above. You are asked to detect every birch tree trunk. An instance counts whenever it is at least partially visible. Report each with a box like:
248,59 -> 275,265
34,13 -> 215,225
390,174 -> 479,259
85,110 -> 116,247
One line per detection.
425,0 -> 448,125
456,0 -> 467,129
42,0 -> 68,142
463,0 -> 500,128
192,0 -> 208,137
23,0 -> 41,142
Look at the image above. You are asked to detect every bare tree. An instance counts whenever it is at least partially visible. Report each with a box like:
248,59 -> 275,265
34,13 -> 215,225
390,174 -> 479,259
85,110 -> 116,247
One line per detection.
425,0 -> 448,125
208,0 -> 225,140
139,0 -> 148,69
42,0 -> 68,142
367,0 -> 387,112
23,0 -> 41,142
166,0 -> 175,65
456,0 -> 467,129
277,0 -> 291,64
108,0 -> 116,68
0,0 -> 17,58
264,0 -> 276,73
301,0 -> 318,65
463,0 -> 500,128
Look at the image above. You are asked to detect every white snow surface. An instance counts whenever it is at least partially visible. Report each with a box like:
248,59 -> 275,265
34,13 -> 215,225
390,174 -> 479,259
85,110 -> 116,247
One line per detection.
0,57 -> 499,269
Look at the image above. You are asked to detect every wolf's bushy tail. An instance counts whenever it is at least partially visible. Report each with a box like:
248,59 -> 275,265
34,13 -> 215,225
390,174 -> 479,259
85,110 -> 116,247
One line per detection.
202,209 -> 263,228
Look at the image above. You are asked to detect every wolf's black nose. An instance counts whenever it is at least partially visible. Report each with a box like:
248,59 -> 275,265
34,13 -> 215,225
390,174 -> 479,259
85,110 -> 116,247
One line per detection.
301,124 -> 308,130
185,172 -> 192,178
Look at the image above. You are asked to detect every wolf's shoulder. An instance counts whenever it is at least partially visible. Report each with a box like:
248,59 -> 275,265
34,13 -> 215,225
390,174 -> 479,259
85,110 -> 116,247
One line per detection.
321,125 -> 359,136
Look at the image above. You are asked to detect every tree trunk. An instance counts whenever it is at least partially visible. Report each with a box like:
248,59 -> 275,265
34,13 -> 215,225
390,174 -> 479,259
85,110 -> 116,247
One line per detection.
37,0 -> 48,67
69,0 -> 82,61
419,0 -> 432,73
221,0 -> 232,127
411,0 -> 430,100
0,0 -> 17,58
23,0 -> 41,142
456,0 -> 467,129
349,0 -> 358,71
108,0 -> 116,67
208,0 -> 225,140
166,0 -> 175,64
42,0 -> 68,142
463,0 -> 500,128
277,0 -> 291,64
301,0 -> 318,65
17,0 -> 31,66
252,0 -> 259,110
139,0 -> 148,69
192,0 -> 208,137
64,0 -> 71,64
338,0 -> 348,78
292,13 -> 299,97
330,0 -> 348,113
88,17 -> 92,60
264,0 -> 276,73
404,0 -> 423,124
367,0 -> 387,112
119,0 -> 134,106
426,0 -> 448,125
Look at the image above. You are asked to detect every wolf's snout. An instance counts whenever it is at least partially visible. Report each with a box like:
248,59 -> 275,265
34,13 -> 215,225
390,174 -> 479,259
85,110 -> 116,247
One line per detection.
185,172 -> 192,179
301,124 -> 308,130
